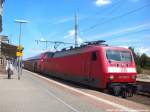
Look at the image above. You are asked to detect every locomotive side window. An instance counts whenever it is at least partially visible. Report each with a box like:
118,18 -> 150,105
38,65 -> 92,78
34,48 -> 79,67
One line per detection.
48,53 -> 51,58
91,52 -> 97,61
51,53 -> 54,57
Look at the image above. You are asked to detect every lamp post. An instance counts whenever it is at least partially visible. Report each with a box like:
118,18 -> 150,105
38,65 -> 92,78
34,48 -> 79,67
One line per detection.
15,19 -> 28,80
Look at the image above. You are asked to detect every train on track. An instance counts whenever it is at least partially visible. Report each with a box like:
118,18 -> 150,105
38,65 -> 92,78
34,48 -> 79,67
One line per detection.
24,40 -> 140,98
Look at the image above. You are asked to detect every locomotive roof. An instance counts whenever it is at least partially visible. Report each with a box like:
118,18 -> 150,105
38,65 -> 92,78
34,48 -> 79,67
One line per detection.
53,45 -> 130,58
103,46 -> 130,51
25,51 -> 52,60
25,40 -> 130,60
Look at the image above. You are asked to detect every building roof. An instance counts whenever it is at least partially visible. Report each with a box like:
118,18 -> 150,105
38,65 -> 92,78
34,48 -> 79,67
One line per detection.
0,35 -> 17,59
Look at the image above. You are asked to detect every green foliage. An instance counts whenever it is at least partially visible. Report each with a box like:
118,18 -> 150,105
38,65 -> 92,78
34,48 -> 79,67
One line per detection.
135,53 -> 141,66
140,53 -> 148,67
136,65 -> 142,74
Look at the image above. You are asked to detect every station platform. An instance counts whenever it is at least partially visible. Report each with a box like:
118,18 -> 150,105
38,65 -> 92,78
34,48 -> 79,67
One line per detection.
0,70 -> 149,112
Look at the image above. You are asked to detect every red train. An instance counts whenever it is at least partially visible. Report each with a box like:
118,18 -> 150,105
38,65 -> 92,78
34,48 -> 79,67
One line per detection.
24,40 -> 140,98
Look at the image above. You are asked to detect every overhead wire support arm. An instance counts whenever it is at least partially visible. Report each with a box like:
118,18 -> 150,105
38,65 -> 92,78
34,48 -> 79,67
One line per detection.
35,40 -> 74,45
35,40 -> 74,50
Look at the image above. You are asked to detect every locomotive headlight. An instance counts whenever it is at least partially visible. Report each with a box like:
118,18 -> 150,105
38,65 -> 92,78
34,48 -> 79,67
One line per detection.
40,59 -> 44,62
109,75 -> 114,80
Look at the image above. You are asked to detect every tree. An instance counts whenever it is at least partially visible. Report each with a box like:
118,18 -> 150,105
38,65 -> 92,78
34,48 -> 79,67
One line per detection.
140,53 -> 148,68
128,46 -> 150,71
128,47 -> 142,73
128,47 -> 140,65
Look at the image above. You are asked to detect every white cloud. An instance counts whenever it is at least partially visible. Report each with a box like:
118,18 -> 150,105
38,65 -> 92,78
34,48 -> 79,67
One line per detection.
54,17 -> 73,24
64,29 -> 75,39
95,0 -> 112,6
64,29 -> 83,44
77,37 -> 83,44
69,30 -> 75,37
138,47 -> 150,56
40,37 -> 46,41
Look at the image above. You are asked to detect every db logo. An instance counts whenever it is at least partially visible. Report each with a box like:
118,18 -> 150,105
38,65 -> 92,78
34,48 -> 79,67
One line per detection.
121,67 -> 127,72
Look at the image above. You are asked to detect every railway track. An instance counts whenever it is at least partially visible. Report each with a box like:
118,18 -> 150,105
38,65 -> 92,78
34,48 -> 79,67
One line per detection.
137,78 -> 150,93
118,79 -> 150,106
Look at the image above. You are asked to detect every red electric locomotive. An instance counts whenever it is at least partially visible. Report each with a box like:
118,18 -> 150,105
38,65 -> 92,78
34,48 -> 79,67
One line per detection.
24,40 -> 140,98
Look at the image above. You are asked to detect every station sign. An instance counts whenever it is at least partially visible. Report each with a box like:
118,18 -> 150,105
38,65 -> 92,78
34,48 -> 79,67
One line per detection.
16,45 -> 24,57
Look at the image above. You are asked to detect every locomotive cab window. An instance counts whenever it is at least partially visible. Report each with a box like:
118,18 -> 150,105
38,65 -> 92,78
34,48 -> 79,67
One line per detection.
91,51 -> 97,61
106,49 -> 132,62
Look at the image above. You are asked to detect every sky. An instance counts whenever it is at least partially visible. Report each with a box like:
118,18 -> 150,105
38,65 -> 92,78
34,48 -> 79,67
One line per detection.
1,0 -> 150,58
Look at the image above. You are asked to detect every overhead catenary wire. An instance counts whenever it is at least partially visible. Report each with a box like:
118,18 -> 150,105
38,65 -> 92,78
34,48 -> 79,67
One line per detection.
35,26 -> 73,50
39,1 -> 122,43
81,3 -> 150,33
94,0 -> 122,15
35,40 -> 75,50
36,1 -> 123,46
111,28 -> 150,38
35,40 -> 74,45
81,0 -> 124,33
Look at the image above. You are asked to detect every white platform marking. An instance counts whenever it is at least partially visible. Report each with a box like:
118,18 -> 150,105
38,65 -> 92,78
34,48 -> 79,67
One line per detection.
45,89 -> 81,112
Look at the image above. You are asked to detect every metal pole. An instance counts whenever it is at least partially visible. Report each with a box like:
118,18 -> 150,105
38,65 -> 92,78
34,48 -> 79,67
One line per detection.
18,57 -> 20,80
18,23 -> 22,80
20,56 -> 22,76
75,13 -> 78,47
20,23 -> 23,76
19,23 -> 21,46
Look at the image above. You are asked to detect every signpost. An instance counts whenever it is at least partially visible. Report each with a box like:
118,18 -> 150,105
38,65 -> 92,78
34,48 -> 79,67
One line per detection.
16,45 -> 24,80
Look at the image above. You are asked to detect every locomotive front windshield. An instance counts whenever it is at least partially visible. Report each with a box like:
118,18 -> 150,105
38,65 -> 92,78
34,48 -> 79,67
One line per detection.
106,49 -> 132,62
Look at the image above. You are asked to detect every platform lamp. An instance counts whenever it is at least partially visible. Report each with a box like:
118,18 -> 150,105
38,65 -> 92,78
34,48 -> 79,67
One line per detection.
14,19 -> 28,80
